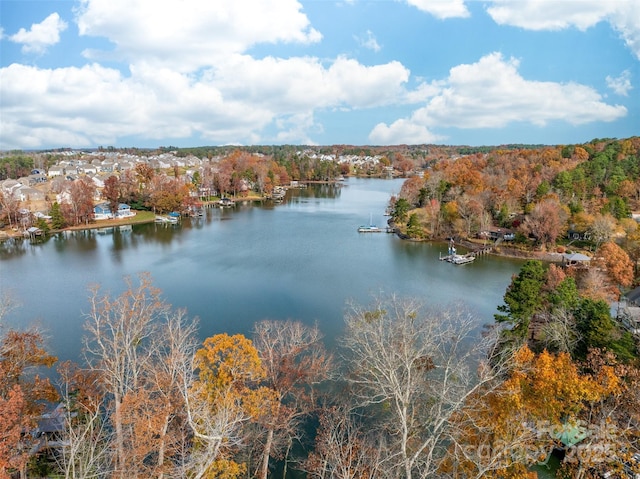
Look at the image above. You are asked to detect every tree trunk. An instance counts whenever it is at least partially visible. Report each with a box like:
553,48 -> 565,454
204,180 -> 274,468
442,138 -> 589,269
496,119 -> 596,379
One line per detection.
157,413 -> 171,479
114,394 -> 125,479
282,436 -> 292,479
259,428 -> 274,479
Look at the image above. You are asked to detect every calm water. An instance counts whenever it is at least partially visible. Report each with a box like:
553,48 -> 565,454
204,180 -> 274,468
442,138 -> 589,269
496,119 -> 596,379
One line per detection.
0,178 -> 523,362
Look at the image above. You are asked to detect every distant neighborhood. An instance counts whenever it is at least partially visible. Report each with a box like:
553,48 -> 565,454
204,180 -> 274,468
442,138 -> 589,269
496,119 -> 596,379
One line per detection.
0,148 -> 394,235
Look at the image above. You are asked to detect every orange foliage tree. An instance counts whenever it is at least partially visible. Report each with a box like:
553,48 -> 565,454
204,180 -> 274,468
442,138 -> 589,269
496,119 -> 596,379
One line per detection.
595,242 -> 634,298
445,346 -> 621,479
0,320 -> 58,478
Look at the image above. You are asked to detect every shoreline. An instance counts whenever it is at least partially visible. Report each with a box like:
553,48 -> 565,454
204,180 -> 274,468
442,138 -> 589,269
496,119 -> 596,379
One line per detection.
388,222 -> 565,263
3,209 -> 564,264
4,197 -> 564,264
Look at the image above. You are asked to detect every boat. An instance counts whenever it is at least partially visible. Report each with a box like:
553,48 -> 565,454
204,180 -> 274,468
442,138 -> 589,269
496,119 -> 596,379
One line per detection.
155,215 -> 179,224
439,239 -> 475,264
448,254 -> 475,265
358,214 -> 383,233
358,225 -> 384,233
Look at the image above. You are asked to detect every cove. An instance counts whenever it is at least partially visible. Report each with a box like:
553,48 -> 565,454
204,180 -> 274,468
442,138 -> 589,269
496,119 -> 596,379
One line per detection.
0,178 -> 524,363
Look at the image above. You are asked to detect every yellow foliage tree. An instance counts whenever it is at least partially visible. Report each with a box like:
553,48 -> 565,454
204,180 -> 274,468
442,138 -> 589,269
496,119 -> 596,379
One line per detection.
187,333 -> 276,479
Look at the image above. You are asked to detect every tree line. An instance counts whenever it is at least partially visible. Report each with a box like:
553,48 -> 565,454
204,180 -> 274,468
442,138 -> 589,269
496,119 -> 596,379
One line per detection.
1,270 -> 638,479
390,137 -> 640,261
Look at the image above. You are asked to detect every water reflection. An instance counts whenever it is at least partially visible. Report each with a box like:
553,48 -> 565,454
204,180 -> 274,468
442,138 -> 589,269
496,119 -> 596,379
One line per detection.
0,178 -> 523,365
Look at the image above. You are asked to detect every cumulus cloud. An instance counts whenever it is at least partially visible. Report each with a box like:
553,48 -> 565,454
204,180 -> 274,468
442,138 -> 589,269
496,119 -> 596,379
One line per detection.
0,53 -> 411,149
486,0 -> 640,60
369,119 -> 445,145
404,0 -> 470,19
9,12 -> 67,54
75,0 -> 322,71
369,52 -> 627,145
606,70 -> 633,96
0,0 -> 418,149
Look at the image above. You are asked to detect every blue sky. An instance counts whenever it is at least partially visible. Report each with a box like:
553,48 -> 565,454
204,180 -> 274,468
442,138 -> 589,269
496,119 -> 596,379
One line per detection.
0,0 -> 638,150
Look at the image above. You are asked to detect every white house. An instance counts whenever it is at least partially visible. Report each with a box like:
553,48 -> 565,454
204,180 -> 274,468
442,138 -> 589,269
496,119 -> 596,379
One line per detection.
47,166 -> 65,177
93,203 -> 135,220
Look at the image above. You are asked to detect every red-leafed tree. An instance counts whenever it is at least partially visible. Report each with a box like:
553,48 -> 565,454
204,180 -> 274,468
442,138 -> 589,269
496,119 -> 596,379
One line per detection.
519,198 -> 568,249
62,176 -> 96,226
103,175 -> 120,215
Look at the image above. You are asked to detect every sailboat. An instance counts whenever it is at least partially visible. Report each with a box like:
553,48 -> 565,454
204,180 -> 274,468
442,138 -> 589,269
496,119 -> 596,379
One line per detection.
358,213 -> 383,233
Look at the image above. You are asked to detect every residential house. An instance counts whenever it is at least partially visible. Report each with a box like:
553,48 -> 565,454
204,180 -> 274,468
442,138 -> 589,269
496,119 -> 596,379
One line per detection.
93,203 -> 112,220
0,179 -> 22,197
93,202 -> 134,220
78,163 -> 98,175
16,185 -> 45,202
47,165 -> 65,177
616,285 -> 640,339
479,227 -> 515,241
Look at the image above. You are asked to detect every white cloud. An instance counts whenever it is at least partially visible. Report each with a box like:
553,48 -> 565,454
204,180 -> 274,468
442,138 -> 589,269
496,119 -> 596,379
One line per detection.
9,12 -> 67,54
355,30 -> 381,52
486,0 -> 640,60
0,52 -> 412,149
369,52 -> 627,145
0,0 -> 418,149
369,119 -> 444,145
75,0 -> 322,71
606,70 -> 633,96
404,0 -> 470,19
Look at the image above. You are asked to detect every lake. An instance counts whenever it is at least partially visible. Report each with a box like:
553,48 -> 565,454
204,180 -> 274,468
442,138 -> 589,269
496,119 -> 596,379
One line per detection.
0,178 -> 524,362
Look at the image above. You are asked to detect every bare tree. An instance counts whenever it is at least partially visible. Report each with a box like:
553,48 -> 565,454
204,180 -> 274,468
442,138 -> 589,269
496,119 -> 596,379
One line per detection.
251,320 -> 333,479
304,405 -> 390,479
589,213 -> 617,249
57,388 -> 111,479
83,273 -> 195,479
539,307 -> 581,354
0,190 -> 21,230
341,295 -> 506,479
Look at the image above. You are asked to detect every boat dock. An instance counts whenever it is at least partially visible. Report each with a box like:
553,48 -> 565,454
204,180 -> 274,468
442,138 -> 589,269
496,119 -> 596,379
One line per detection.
439,239 -> 488,264
439,252 -> 476,264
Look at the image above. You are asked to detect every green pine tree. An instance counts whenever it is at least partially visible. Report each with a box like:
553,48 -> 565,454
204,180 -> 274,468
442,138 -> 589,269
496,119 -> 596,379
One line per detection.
49,202 -> 66,229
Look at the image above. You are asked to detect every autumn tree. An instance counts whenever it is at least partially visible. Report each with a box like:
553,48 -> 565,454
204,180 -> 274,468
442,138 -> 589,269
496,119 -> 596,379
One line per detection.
457,195 -> 484,237
0,190 -> 21,230
341,295 -> 506,479
148,175 -> 189,213
185,333 -> 271,479
251,320 -> 332,479
304,405 -> 385,479
519,198 -> 568,249
594,241 -> 634,297
62,177 -> 96,226
589,214 -> 617,248
83,273 -> 197,479
135,163 -> 155,192
575,349 -> 640,478
56,362 -> 111,479
103,175 -> 120,215
0,300 -> 58,478
446,346 -> 621,478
